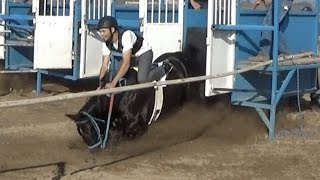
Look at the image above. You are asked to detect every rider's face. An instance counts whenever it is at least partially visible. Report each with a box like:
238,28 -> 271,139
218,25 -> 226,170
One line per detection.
99,27 -> 115,42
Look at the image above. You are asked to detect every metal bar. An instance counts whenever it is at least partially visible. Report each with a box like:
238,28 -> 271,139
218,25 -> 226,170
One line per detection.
218,0 -> 221,24
214,0 -> 217,24
214,24 -> 275,31
172,0 -> 175,23
5,24 -> 34,30
227,0 -> 231,24
269,108 -> 276,138
36,71 -> 42,96
270,0 -> 280,139
50,0 -> 53,16
256,107 -> 270,129
56,0 -> 59,16
275,69 -> 296,105
88,0 -> 91,19
79,0 -> 87,78
93,0 -> 96,19
151,0 -> 154,23
178,0 -> 183,24
0,69 -> 38,73
107,0 -> 111,16
0,14 -> 34,20
63,0 -> 66,16
1,0 -> 5,14
165,0 -> 168,23
44,0 -> 47,15
158,0 -> 161,23
98,0 -> 100,19
223,0 -> 226,24
234,101 -> 273,110
102,0 -> 105,17
38,70 -> 77,80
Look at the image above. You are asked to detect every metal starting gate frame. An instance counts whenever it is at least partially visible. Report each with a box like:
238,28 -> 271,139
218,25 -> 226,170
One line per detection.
0,0 -> 319,139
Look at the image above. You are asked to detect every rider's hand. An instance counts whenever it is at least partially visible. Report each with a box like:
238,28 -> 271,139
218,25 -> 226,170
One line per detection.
253,0 -> 263,9
104,82 -> 116,89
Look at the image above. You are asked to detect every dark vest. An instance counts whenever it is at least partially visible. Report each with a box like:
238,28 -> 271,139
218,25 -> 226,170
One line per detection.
106,30 -> 144,55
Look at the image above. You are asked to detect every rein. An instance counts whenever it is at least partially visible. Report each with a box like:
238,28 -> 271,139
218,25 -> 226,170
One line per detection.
76,111 -> 106,149
76,78 -> 126,149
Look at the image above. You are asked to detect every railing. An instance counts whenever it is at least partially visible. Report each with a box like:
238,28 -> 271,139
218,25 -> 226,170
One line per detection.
213,0 -> 235,25
142,0 -> 183,24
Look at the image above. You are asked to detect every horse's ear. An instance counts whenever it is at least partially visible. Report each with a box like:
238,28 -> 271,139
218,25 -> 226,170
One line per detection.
65,114 -> 78,121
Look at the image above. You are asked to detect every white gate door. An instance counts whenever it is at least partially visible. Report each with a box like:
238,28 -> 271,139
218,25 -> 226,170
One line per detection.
139,0 -> 184,60
33,0 -> 74,69
205,0 -> 236,96
79,0 -> 111,78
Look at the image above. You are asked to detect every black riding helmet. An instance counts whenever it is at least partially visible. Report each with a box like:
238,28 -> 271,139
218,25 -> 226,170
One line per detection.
98,16 -> 119,30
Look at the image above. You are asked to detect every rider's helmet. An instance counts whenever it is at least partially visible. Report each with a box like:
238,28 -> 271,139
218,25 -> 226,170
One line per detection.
98,16 -> 119,30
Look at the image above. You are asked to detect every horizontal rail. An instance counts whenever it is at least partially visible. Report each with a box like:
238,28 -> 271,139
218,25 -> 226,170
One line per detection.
0,60 -> 284,108
0,69 -> 37,73
0,52 -> 317,108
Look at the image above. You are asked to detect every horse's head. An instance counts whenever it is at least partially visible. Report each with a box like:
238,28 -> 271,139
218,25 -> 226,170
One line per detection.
66,95 -> 111,148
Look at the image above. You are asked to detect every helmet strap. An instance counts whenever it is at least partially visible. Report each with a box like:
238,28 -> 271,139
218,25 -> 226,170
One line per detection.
106,27 -> 117,44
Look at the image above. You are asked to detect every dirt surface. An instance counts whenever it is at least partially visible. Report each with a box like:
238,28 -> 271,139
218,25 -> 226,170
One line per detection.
0,76 -> 320,180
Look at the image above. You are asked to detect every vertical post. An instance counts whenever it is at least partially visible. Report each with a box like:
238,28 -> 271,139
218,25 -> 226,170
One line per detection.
98,0 -> 100,19
269,0 -> 280,138
151,0 -> 154,23
158,0 -> 161,23
79,0 -> 87,77
50,0 -> 53,16
165,0 -> 168,23
36,71 -> 42,96
56,0 -> 59,16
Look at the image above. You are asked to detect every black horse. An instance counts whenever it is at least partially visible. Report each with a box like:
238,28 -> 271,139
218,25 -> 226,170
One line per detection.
67,52 -> 188,149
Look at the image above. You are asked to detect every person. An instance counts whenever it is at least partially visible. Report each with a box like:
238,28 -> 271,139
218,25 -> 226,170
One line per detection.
190,0 -> 208,10
250,0 -> 293,61
97,16 -> 172,89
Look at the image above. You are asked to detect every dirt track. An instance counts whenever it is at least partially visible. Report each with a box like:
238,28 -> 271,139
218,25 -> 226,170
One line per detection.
0,81 -> 320,179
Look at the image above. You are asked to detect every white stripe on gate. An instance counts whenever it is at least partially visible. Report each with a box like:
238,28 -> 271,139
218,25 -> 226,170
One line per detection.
213,0 -> 234,25
88,0 -> 108,20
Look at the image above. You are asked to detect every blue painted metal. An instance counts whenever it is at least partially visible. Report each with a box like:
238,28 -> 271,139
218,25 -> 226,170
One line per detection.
183,4 -> 207,50
5,3 -> 34,70
275,69 -> 296,105
269,0 -> 280,139
228,0 -> 319,138
36,71 -> 41,96
215,24 -> 275,31
255,108 -> 270,129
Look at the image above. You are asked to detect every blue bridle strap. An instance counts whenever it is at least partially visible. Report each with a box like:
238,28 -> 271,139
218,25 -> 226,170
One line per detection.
76,111 -> 106,150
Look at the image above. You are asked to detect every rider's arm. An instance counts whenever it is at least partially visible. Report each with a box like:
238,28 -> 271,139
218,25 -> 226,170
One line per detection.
99,54 -> 110,87
110,49 -> 132,87
110,30 -> 136,87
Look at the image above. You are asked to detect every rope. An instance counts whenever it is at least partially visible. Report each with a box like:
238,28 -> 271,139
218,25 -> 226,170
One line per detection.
77,111 -> 106,150
296,64 -> 302,113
